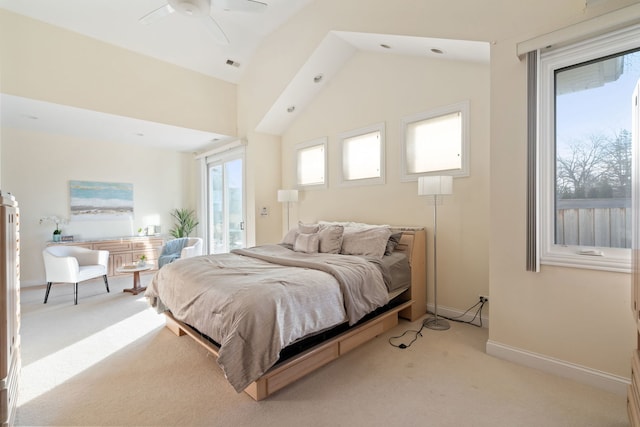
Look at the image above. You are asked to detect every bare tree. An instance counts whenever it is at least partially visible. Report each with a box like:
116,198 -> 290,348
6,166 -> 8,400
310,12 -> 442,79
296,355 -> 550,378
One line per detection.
556,130 -> 631,199
556,134 -> 609,199
602,129 -> 631,198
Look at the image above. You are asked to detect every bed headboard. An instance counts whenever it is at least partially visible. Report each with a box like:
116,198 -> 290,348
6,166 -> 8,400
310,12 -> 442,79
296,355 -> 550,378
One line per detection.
390,226 -> 426,322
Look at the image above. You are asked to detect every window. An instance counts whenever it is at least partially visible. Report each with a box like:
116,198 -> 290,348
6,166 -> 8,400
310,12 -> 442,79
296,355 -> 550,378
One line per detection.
538,25 -> 640,272
295,137 -> 327,189
339,123 -> 385,186
401,101 -> 469,181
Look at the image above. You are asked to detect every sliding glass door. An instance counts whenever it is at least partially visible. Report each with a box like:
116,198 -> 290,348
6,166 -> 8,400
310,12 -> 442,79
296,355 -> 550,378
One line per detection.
207,150 -> 245,254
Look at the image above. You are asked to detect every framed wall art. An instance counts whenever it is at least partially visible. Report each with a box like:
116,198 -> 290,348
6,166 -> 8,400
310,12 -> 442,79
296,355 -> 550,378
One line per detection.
70,180 -> 134,220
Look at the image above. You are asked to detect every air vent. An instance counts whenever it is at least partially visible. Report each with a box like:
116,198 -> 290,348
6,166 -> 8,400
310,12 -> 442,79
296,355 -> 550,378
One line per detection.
226,59 -> 240,67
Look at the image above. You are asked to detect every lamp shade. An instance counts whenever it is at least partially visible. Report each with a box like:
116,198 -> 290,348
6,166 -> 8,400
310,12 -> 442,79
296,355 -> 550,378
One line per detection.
418,176 -> 453,196
277,189 -> 299,202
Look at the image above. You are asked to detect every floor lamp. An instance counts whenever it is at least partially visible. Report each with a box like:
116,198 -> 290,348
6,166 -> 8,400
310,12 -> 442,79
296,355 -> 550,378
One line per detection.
277,189 -> 298,231
418,175 -> 453,331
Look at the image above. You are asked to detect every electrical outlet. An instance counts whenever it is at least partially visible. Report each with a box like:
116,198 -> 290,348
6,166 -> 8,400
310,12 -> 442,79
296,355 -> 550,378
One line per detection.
479,295 -> 489,303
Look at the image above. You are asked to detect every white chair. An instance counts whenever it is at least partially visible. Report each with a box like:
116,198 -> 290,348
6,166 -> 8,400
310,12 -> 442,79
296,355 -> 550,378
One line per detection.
181,237 -> 203,259
157,237 -> 204,268
43,245 -> 110,305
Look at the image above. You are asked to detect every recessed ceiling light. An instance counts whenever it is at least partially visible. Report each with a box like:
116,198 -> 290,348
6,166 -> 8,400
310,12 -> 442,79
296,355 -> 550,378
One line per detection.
136,132 -> 145,137
287,106 -> 295,113
380,44 -> 391,49
431,48 -> 444,54
24,114 -> 38,120
313,74 -> 323,83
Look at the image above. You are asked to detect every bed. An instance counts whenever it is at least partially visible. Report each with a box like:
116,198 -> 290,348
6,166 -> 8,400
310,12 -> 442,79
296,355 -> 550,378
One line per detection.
145,223 -> 426,400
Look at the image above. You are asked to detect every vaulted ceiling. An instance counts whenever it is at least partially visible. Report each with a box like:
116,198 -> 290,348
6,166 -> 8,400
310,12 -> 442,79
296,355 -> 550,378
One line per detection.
0,0 -> 489,152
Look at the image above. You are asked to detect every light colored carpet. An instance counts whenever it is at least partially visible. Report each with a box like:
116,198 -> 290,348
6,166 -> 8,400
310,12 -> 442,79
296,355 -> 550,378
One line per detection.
15,274 -> 629,427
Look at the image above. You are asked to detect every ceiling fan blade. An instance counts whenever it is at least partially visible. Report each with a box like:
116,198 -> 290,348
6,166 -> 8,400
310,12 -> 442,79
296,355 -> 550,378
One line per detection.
201,15 -> 230,45
139,4 -> 175,24
216,0 -> 267,13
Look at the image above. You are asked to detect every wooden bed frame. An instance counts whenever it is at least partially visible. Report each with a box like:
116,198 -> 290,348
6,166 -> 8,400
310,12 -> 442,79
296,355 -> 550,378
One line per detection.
163,227 -> 426,400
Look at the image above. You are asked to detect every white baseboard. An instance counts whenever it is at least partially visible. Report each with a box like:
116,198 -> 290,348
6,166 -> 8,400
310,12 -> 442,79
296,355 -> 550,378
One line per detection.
427,302 -> 489,328
486,340 -> 629,395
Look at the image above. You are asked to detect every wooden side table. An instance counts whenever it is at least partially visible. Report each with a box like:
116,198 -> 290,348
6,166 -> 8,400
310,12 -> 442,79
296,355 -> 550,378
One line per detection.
116,264 -> 152,295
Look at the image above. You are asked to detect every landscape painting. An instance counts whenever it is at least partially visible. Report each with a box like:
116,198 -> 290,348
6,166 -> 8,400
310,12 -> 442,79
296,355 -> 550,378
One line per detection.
70,180 -> 134,220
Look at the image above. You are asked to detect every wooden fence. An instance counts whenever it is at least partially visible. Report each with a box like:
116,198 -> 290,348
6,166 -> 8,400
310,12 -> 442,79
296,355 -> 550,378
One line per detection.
556,198 -> 631,248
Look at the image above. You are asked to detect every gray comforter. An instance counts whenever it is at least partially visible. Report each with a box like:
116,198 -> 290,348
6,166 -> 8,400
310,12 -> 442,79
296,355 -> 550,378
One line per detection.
145,244 -> 389,392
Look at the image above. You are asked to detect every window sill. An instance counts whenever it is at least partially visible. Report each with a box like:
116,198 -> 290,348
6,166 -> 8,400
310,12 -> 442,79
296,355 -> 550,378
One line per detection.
540,249 -> 631,273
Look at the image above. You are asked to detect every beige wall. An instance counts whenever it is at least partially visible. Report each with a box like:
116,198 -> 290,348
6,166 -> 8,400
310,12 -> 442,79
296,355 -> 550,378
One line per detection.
1,127 -> 197,285
280,52 -> 491,314
0,9 -> 237,135
238,0 -> 640,385
245,132 -> 281,247
488,9 -> 637,379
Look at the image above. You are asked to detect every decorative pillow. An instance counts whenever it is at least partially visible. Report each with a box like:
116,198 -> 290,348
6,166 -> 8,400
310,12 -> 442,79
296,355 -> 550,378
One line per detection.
318,220 -> 350,227
318,224 -> 344,254
281,228 -> 298,246
385,232 -> 403,256
298,221 -> 320,234
318,220 -> 391,230
282,222 -> 319,246
347,221 -> 390,229
294,232 -> 320,254
340,226 -> 392,259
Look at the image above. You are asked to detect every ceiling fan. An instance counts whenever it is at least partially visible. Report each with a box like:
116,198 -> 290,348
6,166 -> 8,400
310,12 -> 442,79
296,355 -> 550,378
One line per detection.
139,0 -> 267,45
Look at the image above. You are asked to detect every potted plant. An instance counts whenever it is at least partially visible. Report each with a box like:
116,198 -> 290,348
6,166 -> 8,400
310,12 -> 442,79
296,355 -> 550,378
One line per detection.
170,208 -> 199,238
138,254 -> 147,267
40,216 -> 66,242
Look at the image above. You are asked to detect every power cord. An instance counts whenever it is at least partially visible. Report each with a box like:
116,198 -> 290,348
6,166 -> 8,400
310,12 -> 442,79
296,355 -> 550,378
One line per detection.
388,299 -> 487,349
433,299 -> 487,328
388,322 -> 426,349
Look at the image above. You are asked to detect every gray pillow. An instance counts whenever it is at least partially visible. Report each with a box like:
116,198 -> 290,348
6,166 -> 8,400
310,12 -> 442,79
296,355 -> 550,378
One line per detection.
385,232 -> 403,256
341,226 -> 391,259
318,224 -> 344,254
281,228 -> 298,245
294,232 -> 319,254
298,221 -> 319,234
282,221 -> 320,246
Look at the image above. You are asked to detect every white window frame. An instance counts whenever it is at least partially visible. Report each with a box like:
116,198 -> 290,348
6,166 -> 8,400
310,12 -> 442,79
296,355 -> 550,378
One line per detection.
401,101 -> 470,182
196,139 -> 247,254
295,137 -> 328,190
538,25 -> 640,273
338,122 -> 385,187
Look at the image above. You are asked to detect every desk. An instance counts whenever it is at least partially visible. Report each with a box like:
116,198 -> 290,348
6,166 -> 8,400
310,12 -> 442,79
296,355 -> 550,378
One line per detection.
117,264 -> 152,295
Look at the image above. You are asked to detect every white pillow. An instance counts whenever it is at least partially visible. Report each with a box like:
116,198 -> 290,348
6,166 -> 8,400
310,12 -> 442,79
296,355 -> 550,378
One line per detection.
318,220 -> 350,227
346,221 -> 390,229
319,220 -> 390,229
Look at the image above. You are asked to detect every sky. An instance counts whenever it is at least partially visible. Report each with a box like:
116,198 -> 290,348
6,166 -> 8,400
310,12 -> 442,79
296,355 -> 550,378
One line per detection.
556,50 -> 640,152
